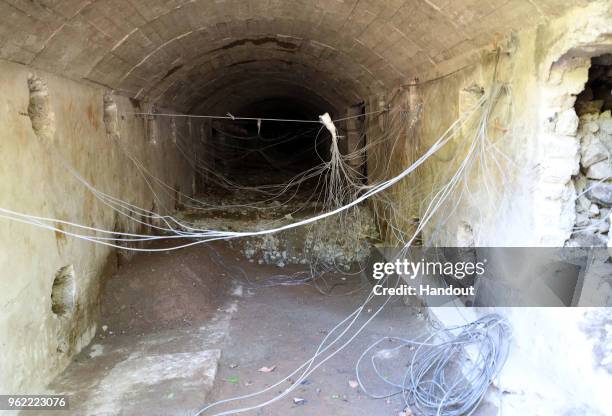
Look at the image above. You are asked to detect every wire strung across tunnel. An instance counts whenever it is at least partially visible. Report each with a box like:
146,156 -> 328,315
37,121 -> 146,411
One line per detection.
1,75 -> 515,415
0,95 -> 484,249
123,106 -> 388,124
193,83 -> 514,416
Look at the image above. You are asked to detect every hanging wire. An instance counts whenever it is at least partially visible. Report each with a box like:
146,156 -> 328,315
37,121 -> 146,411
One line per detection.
122,106 -> 389,124
3,73 -> 516,416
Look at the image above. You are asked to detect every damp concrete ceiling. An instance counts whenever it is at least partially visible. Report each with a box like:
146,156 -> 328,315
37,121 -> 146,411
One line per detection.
0,0 -> 584,114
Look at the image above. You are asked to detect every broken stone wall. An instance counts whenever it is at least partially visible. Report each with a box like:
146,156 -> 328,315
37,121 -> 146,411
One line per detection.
365,1 -> 612,414
0,60 -> 199,394
569,56 -> 612,249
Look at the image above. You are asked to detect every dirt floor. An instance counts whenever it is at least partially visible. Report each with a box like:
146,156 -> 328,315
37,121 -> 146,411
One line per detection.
205,266 -> 427,416
45,242 -> 236,416
43,240 -> 496,416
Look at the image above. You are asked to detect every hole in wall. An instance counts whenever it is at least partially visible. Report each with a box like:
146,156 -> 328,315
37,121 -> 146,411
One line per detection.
26,73 -> 55,143
51,265 -> 76,316
567,53 -> 612,247
575,54 -> 612,115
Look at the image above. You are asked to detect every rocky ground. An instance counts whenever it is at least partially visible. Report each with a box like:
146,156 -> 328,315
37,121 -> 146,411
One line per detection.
176,187 -> 380,273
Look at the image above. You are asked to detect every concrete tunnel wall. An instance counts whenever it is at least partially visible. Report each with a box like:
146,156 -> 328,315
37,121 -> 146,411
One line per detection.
0,0 -> 610,400
366,0 -> 612,248
0,61 -> 202,392
365,2 -> 612,413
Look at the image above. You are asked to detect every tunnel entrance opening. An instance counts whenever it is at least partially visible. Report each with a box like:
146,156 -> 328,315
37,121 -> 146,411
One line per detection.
569,53 -> 612,247
576,54 -> 612,115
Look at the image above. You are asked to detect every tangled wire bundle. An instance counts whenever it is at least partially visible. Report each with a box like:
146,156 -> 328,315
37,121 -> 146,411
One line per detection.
356,314 -> 512,416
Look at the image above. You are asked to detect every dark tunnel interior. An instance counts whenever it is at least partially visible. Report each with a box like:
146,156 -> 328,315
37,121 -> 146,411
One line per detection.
206,91 -> 337,187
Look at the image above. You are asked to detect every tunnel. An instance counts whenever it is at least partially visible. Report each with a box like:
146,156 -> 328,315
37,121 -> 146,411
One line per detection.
1,1 -> 612,416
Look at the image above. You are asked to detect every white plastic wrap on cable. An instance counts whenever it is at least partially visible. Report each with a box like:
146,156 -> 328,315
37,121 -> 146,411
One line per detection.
319,112 -> 337,142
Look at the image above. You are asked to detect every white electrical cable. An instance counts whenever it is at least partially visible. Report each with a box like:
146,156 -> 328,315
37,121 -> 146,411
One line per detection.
193,93 -> 502,416
355,314 -> 511,416
2,95 -> 485,253
2,84 -> 513,416
123,106 -> 388,124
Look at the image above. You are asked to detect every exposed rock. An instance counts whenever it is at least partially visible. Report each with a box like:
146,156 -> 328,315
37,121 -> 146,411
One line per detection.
181,191 -> 379,271
577,195 -> 591,213
594,55 -> 612,66
571,106 -> 612,248
588,183 -> 612,206
580,113 -> 599,123
600,119 -> 612,137
575,175 -> 587,194
586,160 -> 612,180
580,134 -> 608,168
575,213 -> 589,227
555,109 -> 579,135
572,83 -> 612,248
566,232 -> 607,248
593,128 -> 612,154
575,99 -> 603,116
588,204 -> 600,217
586,122 -> 599,134
599,219 -> 610,234
27,73 -> 56,143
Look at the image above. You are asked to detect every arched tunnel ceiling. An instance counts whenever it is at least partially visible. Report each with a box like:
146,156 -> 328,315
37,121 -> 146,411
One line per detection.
0,0 -> 584,113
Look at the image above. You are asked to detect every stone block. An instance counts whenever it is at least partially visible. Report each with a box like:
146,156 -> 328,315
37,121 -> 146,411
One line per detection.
587,183 -> 612,206
586,122 -> 599,134
600,120 -> 612,135
576,195 -> 591,212
586,160 -> 612,180
580,134 -> 608,168
576,213 -> 589,227
555,109 -> 579,136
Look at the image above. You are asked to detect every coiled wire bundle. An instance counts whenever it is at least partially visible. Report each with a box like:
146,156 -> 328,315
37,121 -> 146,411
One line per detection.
356,314 -> 511,416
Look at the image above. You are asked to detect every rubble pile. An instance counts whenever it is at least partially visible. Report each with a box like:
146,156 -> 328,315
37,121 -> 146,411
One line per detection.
568,107 -> 612,248
176,190 -> 380,271
241,207 -> 378,271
